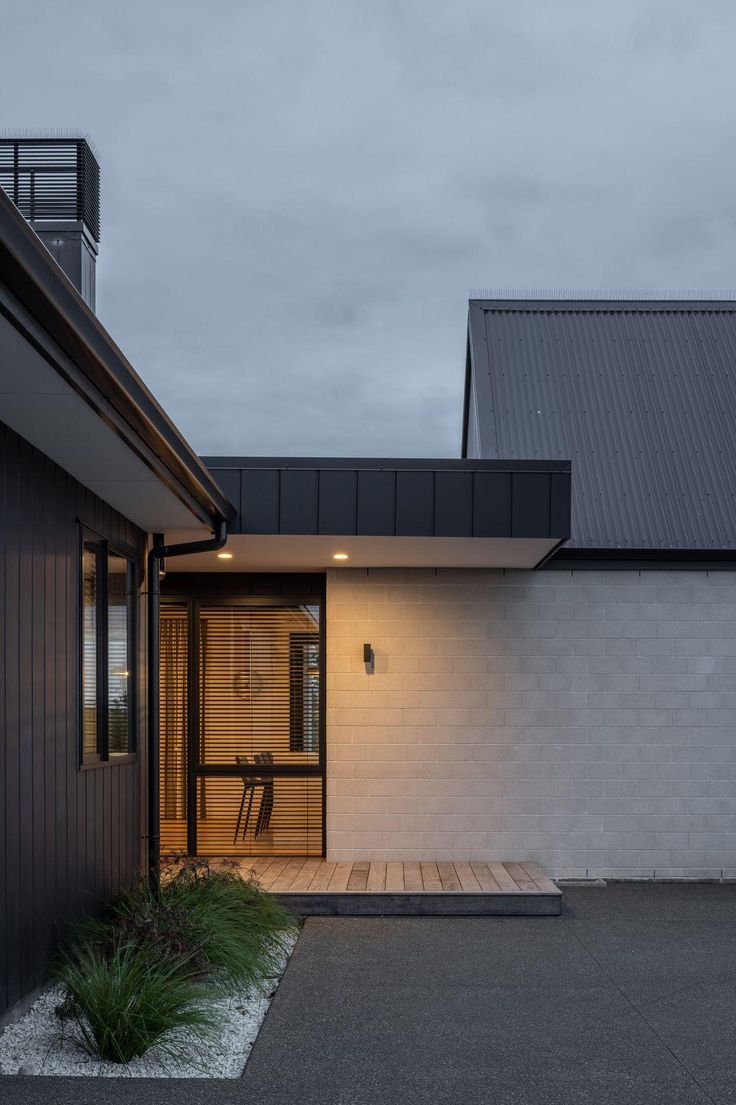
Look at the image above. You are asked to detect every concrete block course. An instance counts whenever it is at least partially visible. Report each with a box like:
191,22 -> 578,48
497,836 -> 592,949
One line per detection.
326,566 -> 736,877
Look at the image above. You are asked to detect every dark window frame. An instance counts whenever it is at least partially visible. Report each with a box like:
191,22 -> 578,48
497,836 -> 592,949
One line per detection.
79,526 -> 138,768
159,591 -> 326,856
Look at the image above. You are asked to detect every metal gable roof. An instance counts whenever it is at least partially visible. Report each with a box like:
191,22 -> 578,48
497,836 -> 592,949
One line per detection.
464,299 -> 736,550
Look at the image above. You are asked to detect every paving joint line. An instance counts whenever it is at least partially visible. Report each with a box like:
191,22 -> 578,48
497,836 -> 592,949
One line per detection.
569,926 -> 720,1105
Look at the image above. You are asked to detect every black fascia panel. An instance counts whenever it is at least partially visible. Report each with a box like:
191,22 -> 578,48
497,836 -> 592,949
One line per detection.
357,470 -> 396,535
550,472 -> 572,539
512,472 -> 551,538
396,470 -> 434,536
318,469 -> 357,534
473,471 -> 512,537
241,469 -> 280,534
280,469 -> 318,534
434,471 -> 473,536
207,459 -> 570,542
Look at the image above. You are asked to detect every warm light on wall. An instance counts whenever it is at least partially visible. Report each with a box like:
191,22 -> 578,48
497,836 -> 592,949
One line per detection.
333,552 -> 349,560
217,551 -> 233,560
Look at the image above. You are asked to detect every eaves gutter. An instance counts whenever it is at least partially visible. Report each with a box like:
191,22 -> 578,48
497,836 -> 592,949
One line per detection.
0,189 -> 233,529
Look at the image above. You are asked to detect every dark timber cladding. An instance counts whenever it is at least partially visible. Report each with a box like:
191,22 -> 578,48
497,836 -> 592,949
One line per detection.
202,458 -> 571,540
464,299 -> 736,550
0,420 -> 145,1018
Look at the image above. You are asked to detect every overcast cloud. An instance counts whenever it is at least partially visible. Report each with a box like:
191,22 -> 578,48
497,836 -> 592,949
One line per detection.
4,1 -> 736,456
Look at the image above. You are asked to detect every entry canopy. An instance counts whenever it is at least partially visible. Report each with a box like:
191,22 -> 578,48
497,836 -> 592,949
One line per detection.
165,458 -> 571,571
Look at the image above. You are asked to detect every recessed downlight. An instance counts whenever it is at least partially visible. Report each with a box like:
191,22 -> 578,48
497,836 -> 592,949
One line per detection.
217,551 -> 233,560
333,552 -> 349,560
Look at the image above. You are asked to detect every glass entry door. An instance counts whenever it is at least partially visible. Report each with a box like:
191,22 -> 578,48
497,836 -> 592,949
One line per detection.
160,599 -> 324,857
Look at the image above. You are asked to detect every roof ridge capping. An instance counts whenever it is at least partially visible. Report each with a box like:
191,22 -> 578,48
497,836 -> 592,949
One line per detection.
469,288 -> 736,309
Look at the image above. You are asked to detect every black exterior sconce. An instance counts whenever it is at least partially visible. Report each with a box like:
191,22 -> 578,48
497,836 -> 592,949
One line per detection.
363,643 -> 375,673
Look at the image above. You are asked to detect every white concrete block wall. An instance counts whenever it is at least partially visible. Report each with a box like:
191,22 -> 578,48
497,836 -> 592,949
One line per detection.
325,566 -> 736,878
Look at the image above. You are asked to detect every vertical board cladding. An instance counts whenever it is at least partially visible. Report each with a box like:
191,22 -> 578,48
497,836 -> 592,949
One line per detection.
326,566 -> 736,879
0,421 -> 146,1018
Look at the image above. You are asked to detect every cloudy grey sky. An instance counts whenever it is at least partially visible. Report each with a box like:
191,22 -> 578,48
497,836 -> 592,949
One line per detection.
4,1 -> 736,456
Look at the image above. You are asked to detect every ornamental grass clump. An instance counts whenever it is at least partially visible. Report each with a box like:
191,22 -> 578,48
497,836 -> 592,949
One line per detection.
55,938 -> 215,1064
54,859 -> 298,1063
161,859 -> 298,993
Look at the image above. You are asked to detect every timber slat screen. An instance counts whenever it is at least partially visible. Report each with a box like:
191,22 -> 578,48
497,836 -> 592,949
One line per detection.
160,600 -> 324,857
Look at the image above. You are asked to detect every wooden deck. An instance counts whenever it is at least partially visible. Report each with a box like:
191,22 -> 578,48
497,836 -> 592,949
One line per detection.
236,857 -> 562,916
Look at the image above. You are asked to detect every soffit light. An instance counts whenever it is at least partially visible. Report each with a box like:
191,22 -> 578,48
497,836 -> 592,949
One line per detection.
217,551 -> 233,560
333,552 -> 349,560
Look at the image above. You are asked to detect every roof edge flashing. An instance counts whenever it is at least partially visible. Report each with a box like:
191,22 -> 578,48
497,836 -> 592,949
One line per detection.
0,188 -> 233,528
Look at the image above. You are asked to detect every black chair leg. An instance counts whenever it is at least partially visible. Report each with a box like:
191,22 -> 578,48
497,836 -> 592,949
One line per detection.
233,788 -> 247,845
242,787 -> 255,841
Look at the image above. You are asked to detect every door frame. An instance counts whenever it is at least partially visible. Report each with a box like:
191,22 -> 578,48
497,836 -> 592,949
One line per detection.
161,591 -> 326,857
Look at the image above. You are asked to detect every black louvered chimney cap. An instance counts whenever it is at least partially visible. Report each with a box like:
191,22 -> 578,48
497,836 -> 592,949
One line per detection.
0,134 -> 100,243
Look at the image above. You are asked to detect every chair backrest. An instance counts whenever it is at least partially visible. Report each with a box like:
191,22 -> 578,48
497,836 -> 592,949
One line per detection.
255,751 -> 274,765
235,754 -> 251,766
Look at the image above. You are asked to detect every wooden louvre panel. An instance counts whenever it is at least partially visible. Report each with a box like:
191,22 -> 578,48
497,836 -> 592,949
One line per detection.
198,604 -> 321,768
196,774 -> 323,856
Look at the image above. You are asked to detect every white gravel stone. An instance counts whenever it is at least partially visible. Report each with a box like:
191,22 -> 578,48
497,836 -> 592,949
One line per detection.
0,932 -> 297,1079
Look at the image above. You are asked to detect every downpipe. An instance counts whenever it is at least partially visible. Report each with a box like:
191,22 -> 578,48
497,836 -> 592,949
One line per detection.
146,520 -> 228,887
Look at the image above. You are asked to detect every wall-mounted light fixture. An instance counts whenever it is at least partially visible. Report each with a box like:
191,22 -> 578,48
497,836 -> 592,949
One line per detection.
363,642 -> 375,673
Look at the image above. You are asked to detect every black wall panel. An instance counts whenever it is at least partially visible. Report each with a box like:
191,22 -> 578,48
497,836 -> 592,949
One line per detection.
0,420 -> 145,1019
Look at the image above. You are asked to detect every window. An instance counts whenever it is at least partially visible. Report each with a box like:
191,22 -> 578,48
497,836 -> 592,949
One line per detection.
81,533 -> 136,763
289,632 -> 321,753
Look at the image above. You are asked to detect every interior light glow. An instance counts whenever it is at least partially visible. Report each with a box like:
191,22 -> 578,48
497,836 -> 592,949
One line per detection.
332,552 -> 349,560
217,551 -> 233,560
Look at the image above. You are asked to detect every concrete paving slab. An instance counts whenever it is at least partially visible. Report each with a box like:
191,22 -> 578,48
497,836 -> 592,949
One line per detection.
2,884 -> 735,1105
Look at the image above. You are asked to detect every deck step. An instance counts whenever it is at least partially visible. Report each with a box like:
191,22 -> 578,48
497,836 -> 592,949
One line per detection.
241,859 -> 561,917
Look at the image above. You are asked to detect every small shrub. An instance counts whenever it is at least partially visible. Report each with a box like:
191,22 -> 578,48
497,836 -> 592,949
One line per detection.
55,938 -> 215,1064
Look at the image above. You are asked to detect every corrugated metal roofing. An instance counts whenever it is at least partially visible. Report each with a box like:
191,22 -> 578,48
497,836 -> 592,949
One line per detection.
464,300 -> 736,550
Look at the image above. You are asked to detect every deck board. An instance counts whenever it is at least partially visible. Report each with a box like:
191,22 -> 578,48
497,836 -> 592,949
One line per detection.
488,861 -> 520,892
453,861 -> 482,892
307,862 -> 337,891
367,862 -> 387,891
385,861 -> 405,891
289,857 -> 324,891
437,861 -> 462,891
328,861 -> 354,892
269,857 -> 308,892
521,861 -> 560,895
470,861 -> 502,892
505,861 -> 538,892
403,862 -> 424,891
420,861 -> 443,891
258,856 -> 291,890
347,861 -> 370,891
